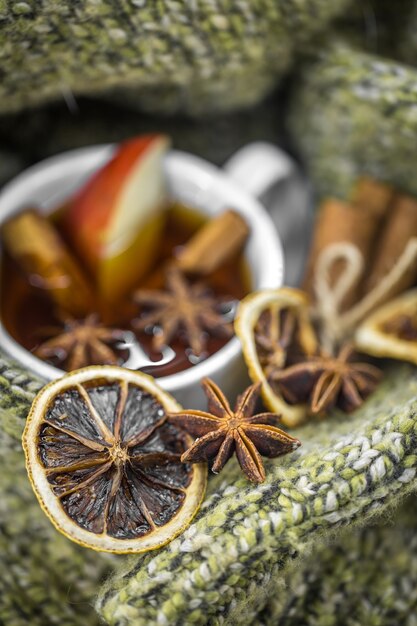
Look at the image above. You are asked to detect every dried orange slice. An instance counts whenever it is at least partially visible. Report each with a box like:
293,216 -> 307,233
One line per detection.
235,288 -> 317,428
23,366 -> 206,553
355,288 -> 417,365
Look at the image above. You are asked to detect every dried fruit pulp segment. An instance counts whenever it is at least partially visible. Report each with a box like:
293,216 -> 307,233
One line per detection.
38,381 -> 191,539
23,367 -> 207,553
1,203 -> 251,377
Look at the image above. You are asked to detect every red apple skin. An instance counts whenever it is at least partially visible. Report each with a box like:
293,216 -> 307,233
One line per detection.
65,134 -> 167,273
63,134 -> 169,305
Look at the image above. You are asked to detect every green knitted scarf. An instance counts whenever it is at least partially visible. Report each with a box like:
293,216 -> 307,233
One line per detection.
0,0 -> 349,117
290,39 -> 417,200
2,348 -> 417,625
3,3 -> 417,625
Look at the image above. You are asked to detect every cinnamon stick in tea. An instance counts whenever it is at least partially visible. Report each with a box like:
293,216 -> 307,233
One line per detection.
303,177 -> 394,309
1,209 -> 94,317
363,192 -> 417,293
176,209 -> 250,276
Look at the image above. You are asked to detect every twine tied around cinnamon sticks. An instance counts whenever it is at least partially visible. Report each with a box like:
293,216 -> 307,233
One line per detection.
304,178 -> 417,354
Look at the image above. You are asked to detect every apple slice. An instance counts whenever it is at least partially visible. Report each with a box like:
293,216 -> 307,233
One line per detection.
64,134 -> 170,304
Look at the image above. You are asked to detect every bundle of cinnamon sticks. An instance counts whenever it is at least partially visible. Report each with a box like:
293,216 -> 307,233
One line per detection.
303,177 -> 417,312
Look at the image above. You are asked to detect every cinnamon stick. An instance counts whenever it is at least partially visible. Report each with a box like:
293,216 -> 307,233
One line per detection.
303,177 -> 394,309
1,209 -> 94,317
363,192 -> 417,293
176,209 -> 250,276
351,177 -> 394,220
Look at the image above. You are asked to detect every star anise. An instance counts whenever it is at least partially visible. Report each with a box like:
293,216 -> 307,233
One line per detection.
255,307 -> 298,375
133,266 -> 233,356
271,344 -> 382,415
35,314 -> 126,371
168,378 -> 301,483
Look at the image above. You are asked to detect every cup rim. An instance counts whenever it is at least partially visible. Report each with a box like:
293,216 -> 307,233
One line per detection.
0,144 -> 284,391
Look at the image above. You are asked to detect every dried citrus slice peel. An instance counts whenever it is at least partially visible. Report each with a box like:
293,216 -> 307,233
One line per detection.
23,366 -> 206,553
355,288 -> 417,365
235,288 -> 317,428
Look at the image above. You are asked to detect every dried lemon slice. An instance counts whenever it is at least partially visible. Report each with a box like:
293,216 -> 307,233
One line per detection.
23,366 -> 206,553
355,288 -> 417,365
235,288 -> 317,428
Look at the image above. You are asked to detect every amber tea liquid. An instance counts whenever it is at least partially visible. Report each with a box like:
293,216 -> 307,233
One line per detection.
1,203 -> 251,377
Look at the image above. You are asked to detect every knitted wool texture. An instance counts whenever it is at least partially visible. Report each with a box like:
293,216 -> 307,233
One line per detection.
0,0 -> 350,116
3,4 -> 417,623
2,348 -> 417,625
257,494 -> 417,625
0,355 -> 114,625
97,363 -> 417,625
290,39 -> 417,200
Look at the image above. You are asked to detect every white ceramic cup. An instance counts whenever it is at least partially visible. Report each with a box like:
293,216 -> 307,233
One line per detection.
0,143 -> 293,408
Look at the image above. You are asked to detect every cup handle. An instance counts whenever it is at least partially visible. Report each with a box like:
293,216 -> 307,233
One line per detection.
223,141 -> 296,200
224,141 -> 312,287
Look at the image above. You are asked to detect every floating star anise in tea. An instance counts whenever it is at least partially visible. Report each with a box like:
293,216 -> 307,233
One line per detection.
35,314 -> 126,371
169,378 -> 300,483
133,266 -> 233,356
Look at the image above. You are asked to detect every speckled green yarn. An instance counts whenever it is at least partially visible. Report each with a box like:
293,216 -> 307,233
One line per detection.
3,4 -> 417,623
97,364 -> 417,625
0,354 -> 43,440
0,428 -> 114,626
0,356 -> 114,626
289,40 -> 417,200
2,351 -> 417,625
257,495 -> 417,625
0,0 -> 349,115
